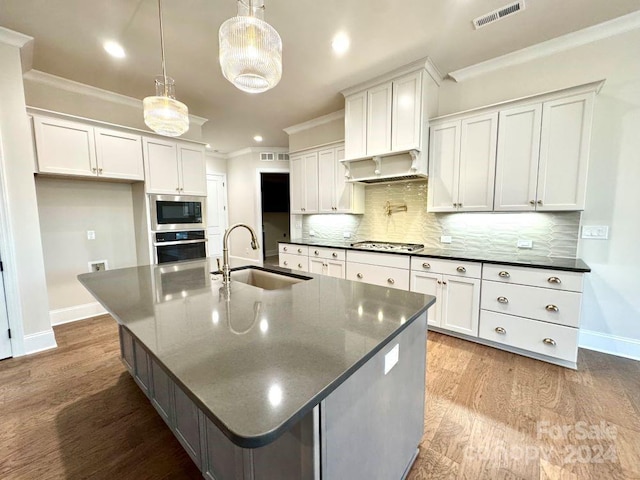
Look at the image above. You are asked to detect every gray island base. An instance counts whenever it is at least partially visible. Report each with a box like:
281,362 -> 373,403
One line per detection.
79,259 -> 434,479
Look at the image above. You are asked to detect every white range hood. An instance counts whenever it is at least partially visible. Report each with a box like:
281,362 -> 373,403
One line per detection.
340,148 -> 428,184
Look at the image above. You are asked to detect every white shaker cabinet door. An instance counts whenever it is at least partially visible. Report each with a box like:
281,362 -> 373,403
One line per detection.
178,144 -> 207,196
391,70 -> 422,152
289,154 -> 304,214
366,82 -> 393,156
537,93 -> 593,211
458,112 -> 498,212
325,260 -> 346,279
303,151 -> 319,213
427,121 -> 460,212
410,271 -> 442,328
494,104 -> 542,211
345,91 -> 367,159
440,275 -> 480,337
309,257 -> 325,275
318,148 -> 337,213
33,116 -> 97,176
94,127 -> 144,181
144,137 -> 180,194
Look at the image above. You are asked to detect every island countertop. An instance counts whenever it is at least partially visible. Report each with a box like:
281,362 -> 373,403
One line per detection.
78,259 -> 435,448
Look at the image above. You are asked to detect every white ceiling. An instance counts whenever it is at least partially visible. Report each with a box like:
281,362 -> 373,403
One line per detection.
1,0 -> 639,152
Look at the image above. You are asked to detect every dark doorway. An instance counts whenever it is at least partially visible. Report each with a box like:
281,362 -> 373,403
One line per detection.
260,173 -> 290,262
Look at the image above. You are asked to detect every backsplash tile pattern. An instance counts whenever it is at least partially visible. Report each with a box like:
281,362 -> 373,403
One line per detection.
302,180 -> 581,257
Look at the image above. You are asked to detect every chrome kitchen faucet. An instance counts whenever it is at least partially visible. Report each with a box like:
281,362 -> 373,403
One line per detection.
221,223 -> 260,284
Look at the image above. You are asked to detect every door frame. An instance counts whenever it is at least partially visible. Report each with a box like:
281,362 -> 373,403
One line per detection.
255,168 -> 290,261
206,172 -> 229,257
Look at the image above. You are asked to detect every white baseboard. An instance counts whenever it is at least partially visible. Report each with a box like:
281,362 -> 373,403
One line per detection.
579,329 -> 640,362
50,301 -> 107,326
23,329 -> 57,355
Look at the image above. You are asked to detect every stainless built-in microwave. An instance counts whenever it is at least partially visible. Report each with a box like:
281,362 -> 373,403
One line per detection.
150,194 -> 206,231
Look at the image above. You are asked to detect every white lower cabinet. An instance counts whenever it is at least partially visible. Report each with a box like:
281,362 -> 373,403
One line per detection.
346,251 -> 410,291
310,257 -> 345,278
410,258 -> 481,336
279,253 -> 309,272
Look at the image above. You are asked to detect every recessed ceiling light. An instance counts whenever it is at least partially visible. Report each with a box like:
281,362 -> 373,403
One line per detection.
332,33 -> 350,55
254,135 -> 263,142
103,40 -> 126,59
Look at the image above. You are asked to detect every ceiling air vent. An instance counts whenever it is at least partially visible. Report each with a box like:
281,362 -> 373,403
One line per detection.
473,0 -> 525,29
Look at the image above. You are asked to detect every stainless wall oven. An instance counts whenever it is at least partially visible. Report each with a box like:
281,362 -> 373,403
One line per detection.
154,230 -> 207,264
150,194 -> 206,231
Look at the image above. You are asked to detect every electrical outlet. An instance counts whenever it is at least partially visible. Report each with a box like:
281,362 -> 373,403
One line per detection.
517,239 -> 533,249
88,260 -> 108,272
582,225 -> 609,239
343,232 -> 351,239
384,344 -> 399,375
309,230 -> 315,237
440,235 -> 452,244
87,230 -> 96,240
295,221 -> 302,229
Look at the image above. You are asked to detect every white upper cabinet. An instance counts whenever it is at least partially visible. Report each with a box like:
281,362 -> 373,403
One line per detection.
144,139 -> 206,195
457,112 -> 498,211
344,92 -> 367,159
427,121 -> 460,212
391,71 -> 423,152
289,154 -> 305,214
366,82 -> 393,156
290,151 -> 319,214
494,104 -> 543,211
94,127 -> 144,181
537,93 -> 593,211
33,116 -> 144,181
318,148 -> 337,213
178,144 -> 207,196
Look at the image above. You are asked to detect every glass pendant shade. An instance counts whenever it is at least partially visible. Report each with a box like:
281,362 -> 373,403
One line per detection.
219,1 -> 282,94
144,76 -> 189,137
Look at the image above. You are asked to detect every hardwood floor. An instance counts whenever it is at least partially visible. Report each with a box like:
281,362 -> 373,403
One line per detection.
0,315 -> 638,479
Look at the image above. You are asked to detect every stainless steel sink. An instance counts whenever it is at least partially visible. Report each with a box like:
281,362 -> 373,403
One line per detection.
229,268 -> 309,290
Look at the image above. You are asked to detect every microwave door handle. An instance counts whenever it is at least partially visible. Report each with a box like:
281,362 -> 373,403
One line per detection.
153,239 -> 208,246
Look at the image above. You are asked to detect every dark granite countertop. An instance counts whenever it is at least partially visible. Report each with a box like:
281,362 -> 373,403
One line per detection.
78,258 -> 435,448
283,239 -> 591,273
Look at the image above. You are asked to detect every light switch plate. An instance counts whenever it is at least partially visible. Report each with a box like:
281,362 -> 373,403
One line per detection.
517,239 -> 533,249
309,230 -> 315,237
582,225 -> 609,239
87,230 -> 95,240
440,235 -> 452,244
384,344 -> 399,375
343,232 -> 351,238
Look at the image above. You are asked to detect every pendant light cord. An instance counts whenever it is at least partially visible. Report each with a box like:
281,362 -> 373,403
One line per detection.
157,0 -> 168,96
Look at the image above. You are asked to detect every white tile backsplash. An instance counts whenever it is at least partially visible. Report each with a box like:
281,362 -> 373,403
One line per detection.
301,180 -> 580,257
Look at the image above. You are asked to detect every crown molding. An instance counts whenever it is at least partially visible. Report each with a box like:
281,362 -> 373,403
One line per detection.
283,110 -> 344,135
227,146 -> 289,158
449,10 -> 640,83
22,69 -> 208,126
341,56 -> 442,97
205,151 -> 228,160
0,27 -> 33,48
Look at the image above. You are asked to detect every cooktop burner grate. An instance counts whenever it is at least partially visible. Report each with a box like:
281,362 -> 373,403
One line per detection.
350,241 -> 424,253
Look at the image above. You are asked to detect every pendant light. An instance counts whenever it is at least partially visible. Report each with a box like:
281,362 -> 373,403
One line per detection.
143,0 -> 189,137
219,0 -> 282,94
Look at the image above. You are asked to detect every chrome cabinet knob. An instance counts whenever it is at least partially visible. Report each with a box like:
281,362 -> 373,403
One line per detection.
456,266 -> 466,273
297,263 -> 302,268
314,250 -> 319,255
422,262 -> 430,269
442,281 -> 447,285
356,273 -> 363,279
498,271 -> 510,278
543,338 -> 557,346
387,278 -> 395,285
92,167 -> 97,173
284,261 -> 288,266
495,327 -> 506,334
332,252 -> 338,258
98,167 -> 103,173
529,200 -> 535,206
283,247 -> 288,252
297,248 -> 303,253
497,296 -> 509,304
437,280 -> 442,285
547,276 -> 561,284
176,187 -> 180,191
545,304 -> 559,312
537,200 -> 543,205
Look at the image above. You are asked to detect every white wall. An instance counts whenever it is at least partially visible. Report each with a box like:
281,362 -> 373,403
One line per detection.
35,178 -> 138,313
438,28 -> 640,355
206,152 -> 227,174
0,39 -> 51,353
226,149 -> 289,260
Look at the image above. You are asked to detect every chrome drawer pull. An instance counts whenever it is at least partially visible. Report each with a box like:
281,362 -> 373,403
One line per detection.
456,266 -> 466,273
314,250 -> 319,255
545,304 -> 559,312
498,271 -> 510,278
497,296 -> 509,304
283,247 -> 288,252
547,276 -> 561,284
332,252 -> 338,258
422,262 -> 431,269
543,338 -> 557,346
495,327 -> 506,334
442,281 -> 447,285
297,263 -> 302,269
356,273 -> 363,279
529,200 -> 535,206
387,278 -> 395,285
298,248 -> 303,253
437,280 -> 442,285
283,261 -> 288,266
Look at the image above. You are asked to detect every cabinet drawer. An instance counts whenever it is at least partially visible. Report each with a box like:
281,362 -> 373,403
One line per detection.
279,253 -> 309,272
279,243 -> 308,256
346,262 -> 410,290
411,257 -> 482,279
309,246 -> 346,261
347,250 -> 410,269
481,280 -> 581,327
482,264 -> 584,292
479,310 -> 578,363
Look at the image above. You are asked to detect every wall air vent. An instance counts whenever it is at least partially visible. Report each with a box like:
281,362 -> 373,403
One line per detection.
473,1 -> 525,29
260,152 -> 275,161
277,153 -> 289,161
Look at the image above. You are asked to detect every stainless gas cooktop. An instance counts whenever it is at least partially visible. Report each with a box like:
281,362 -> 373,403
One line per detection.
350,241 -> 424,253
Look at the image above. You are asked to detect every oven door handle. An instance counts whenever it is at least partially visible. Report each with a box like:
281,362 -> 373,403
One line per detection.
154,239 -> 208,247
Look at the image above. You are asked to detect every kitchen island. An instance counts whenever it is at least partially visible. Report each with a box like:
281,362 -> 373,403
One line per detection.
78,259 -> 435,479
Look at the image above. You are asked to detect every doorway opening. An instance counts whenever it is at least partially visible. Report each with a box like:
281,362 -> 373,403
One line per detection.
260,173 -> 290,264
